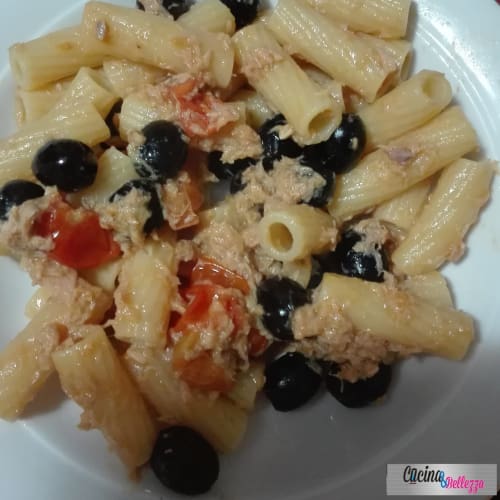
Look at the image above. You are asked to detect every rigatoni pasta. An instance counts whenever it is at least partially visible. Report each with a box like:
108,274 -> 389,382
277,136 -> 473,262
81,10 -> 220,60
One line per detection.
401,272 -> 453,308
125,347 -> 248,453
231,89 -> 274,129
306,0 -> 411,38
329,106 -> 479,221
267,0 -> 398,102
52,327 -> 157,471
374,177 -> 432,231
102,59 -> 168,99
392,159 -> 495,275
316,273 -> 474,360
113,240 -> 176,348
258,205 -> 334,261
81,1 -> 234,87
68,147 -> 139,207
16,78 -> 72,125
51,66 -> 118,118
359,70 -> 453,149
0,103 -> 110,185
233,23 -> 341,144
0,0 -> 496,494
0,304 -> 64,420
9,26 -> 105,90
178,0 -> 236,35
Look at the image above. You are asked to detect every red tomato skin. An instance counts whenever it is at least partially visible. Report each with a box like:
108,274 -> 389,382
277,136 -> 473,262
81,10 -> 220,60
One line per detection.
33,202 -> 121,270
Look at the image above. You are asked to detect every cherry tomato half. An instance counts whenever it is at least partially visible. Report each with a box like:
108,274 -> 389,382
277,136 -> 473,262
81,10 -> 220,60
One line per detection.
33,201 -> 121,270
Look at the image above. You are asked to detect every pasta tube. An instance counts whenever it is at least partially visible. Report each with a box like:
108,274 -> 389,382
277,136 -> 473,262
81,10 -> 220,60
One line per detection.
119,90 -> 174,141
113,240 -> 176,348
178,0 -> 236,35
374,177 -> 432,231
317,273 -> 474,360
16,78 -> 72,125
226,362 -> 265,411
401,272 -> 453,308
233,24 -> 340,144
69,147 -> 139,208
9,26 -> 104,90
231,89 -> 274,129
306,0 -> 411,38
359,70 -> 453,149
0,103 -> 110,186
24,287 -> 53,319
0,302 -> 65,420
80,1 -> 234,87
52,327 -> 156,472
358,35 -> 412,84
79,260 -> 123,294
52,66 -> 119,118
329,106 -> 479,220
267,0 -> 397,102
258,205 -> 334,261
102,59 -> 168,98
392,159 -> 495,275
0,279 -> 111,420
125,347 -> 248,453
301,65 -> 345,112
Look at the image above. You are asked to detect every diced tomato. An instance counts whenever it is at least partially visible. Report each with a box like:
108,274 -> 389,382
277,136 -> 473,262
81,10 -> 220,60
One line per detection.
177,259 -> 197,285
173,341 -> 234,393
162,77 -> 236,138
173,284 -> 215,334
191,258 -> 250,294
170,283 -> 249,392
33,201 -> 121,270
247,328 -> 270,357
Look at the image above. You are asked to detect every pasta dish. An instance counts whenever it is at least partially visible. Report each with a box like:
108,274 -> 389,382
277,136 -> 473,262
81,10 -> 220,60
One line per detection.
0,0 -> 495,495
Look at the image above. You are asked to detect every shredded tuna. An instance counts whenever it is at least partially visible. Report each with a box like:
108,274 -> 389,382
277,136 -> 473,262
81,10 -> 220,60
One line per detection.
292,297 -> 420,382
96,188 -> 152,253
194,221 -> 258,286
238,158 -> 328,206
0,188 -> 58,259
20,257 -> 112,326
240,48 -> 284,81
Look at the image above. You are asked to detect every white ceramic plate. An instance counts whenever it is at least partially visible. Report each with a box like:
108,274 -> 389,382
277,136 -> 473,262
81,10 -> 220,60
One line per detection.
0,1 -> 499,499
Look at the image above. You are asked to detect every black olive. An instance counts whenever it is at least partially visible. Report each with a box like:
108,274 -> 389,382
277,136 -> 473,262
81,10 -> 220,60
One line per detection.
307,256 -> 323,290
32,139 -> 98,192
336,229 -> 387,282
150,426 -> 219,495
303,165 -> 335,208
207,151 -> 256,180
313,229 -> 387,283
220,0 -> 259,29
264,352 -> 321,411
259,114 -> 302,168
110,179 -> 164,234
301,113 -> 366,174
257,277 -> 309,341
324,362 -> 392,408
229,168 -> 247,194
0,180 -> 45,221
137,0 -> 191,18
136,120 -> 188,182
306,250 -> 341,289
105,100 -> 122,137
